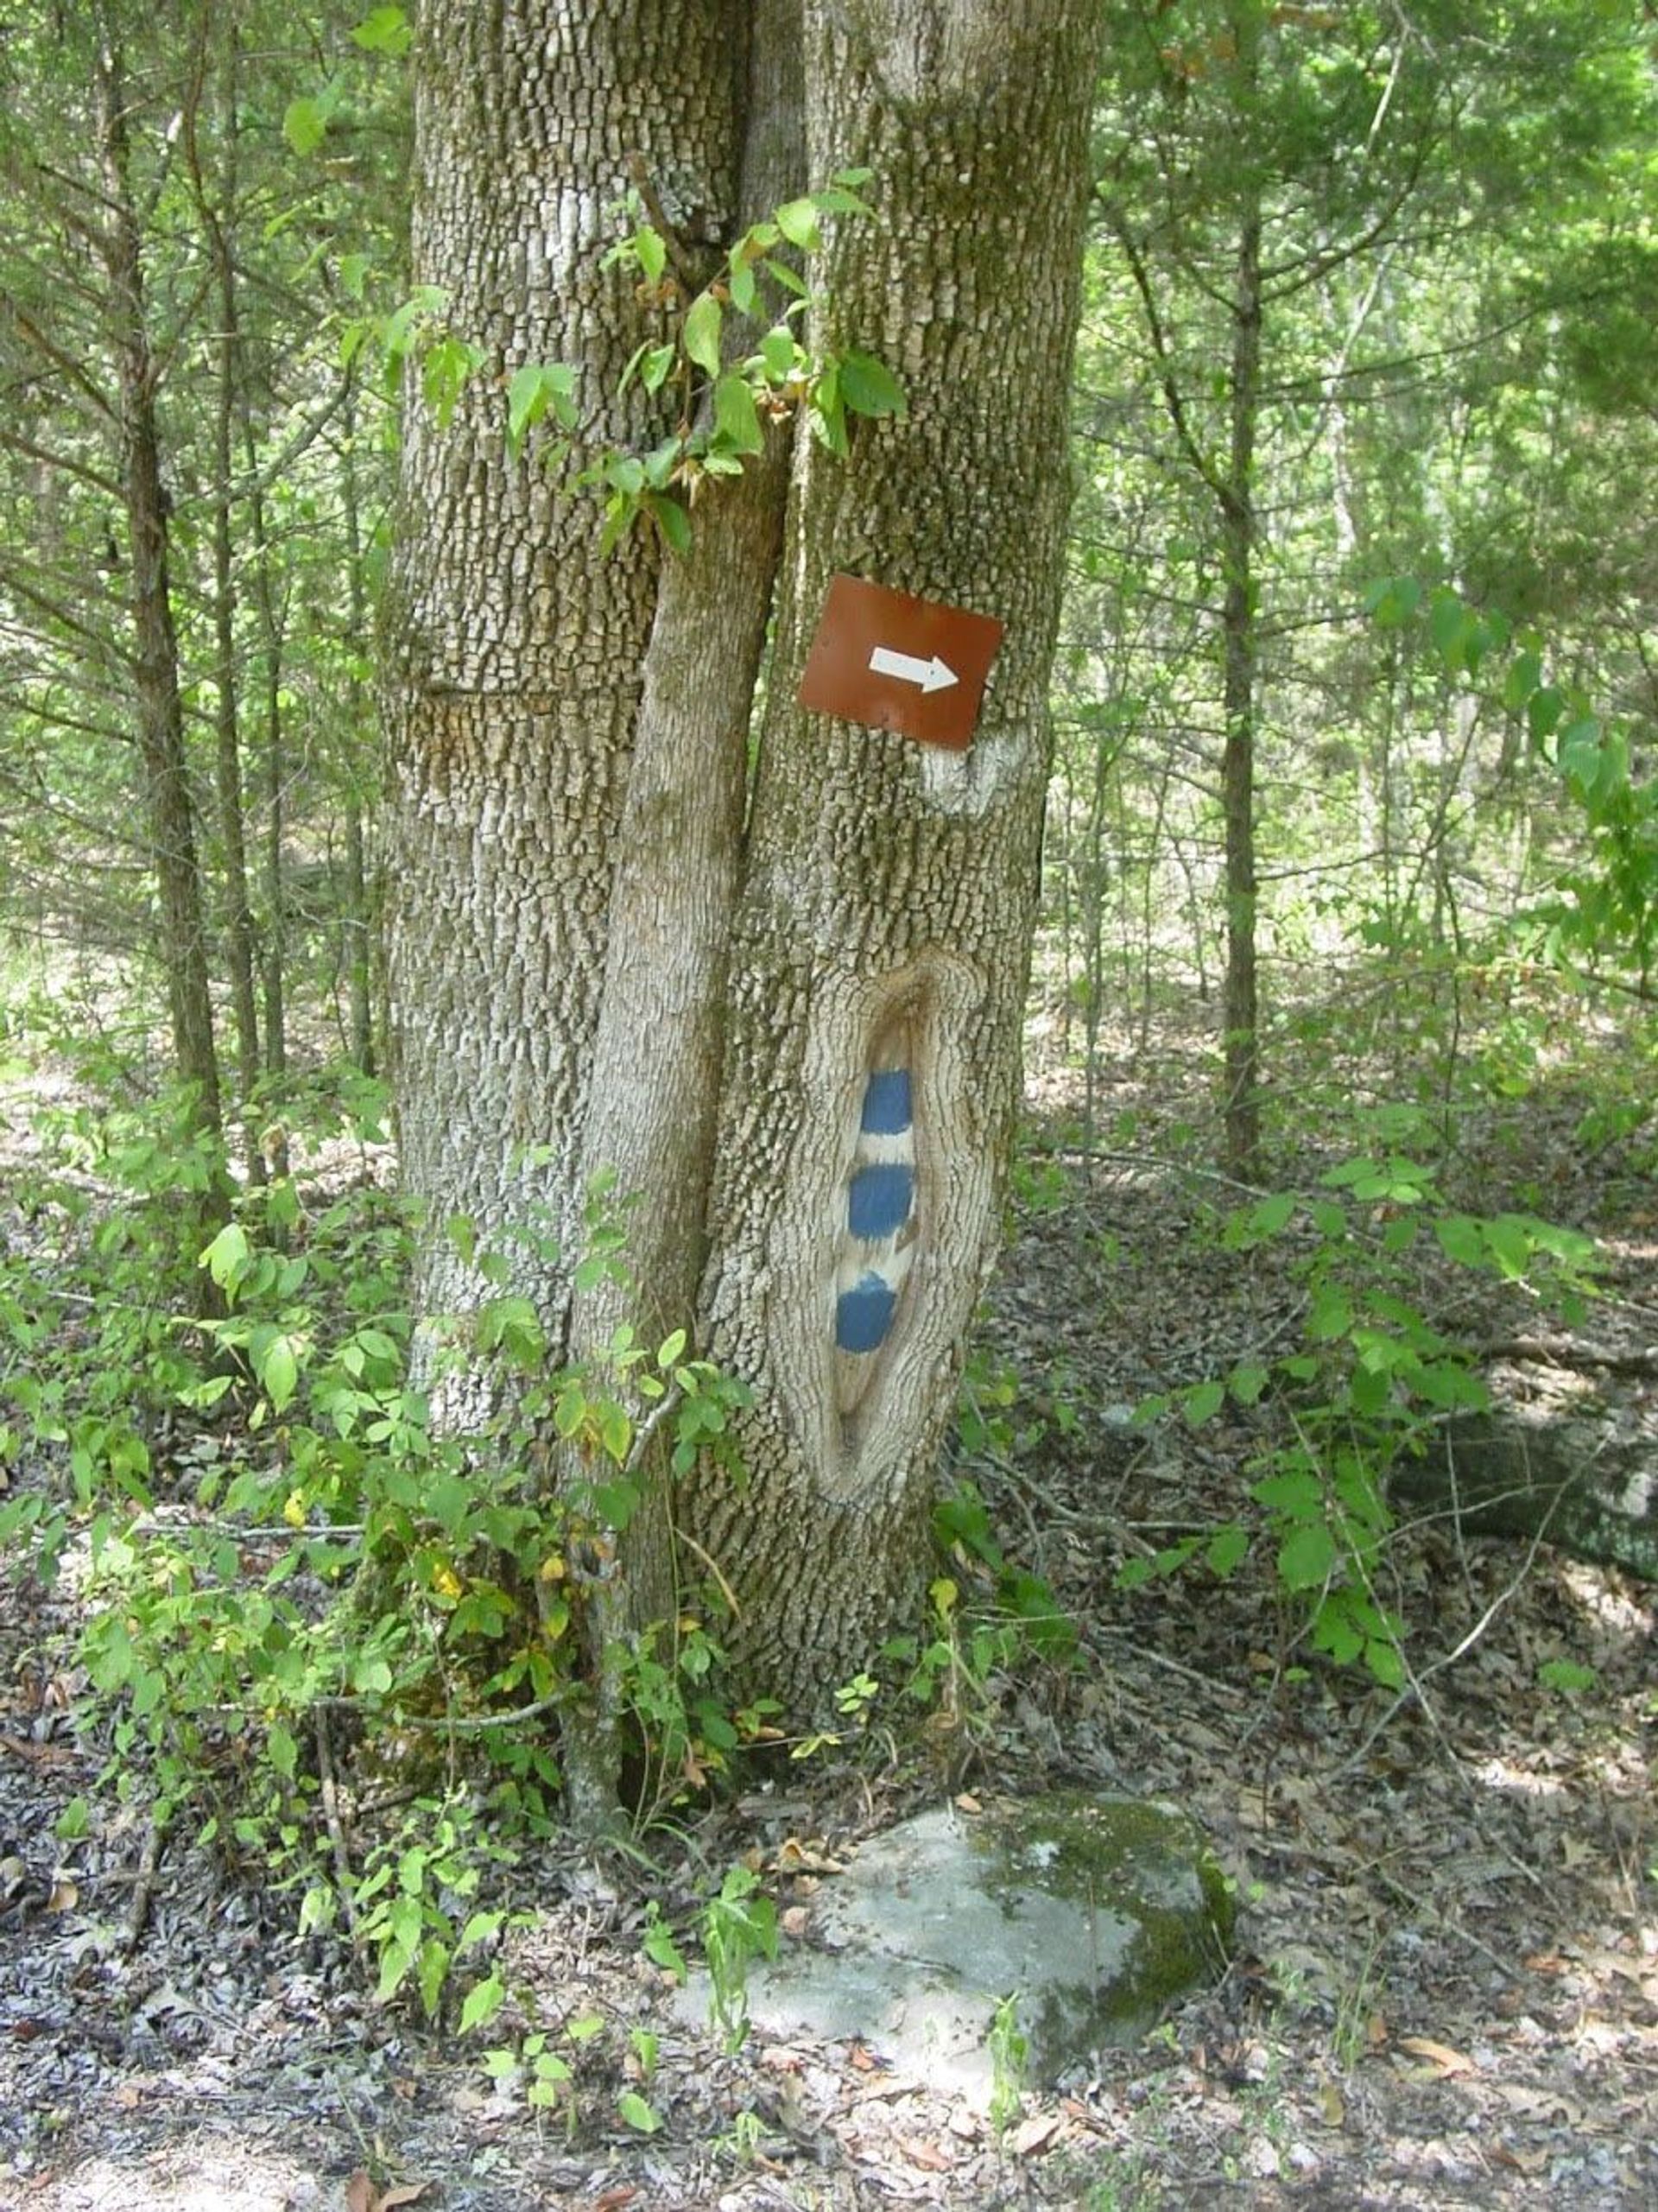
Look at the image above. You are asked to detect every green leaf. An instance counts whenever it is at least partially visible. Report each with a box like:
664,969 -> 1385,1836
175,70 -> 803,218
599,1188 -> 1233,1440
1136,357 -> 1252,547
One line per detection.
713,371 -> 765,454
639,342 -> 676,394
635,226 -> 668,283
1251,1467 -> 1322,1517
1363,574 -> 1421,628
54,1797 -> 90,1842
507,362 -> 578,460
645,493 -> 693,555
266,1721 -> 298,1779
812,363 -> 846,455
1528,685 -> 1565,746
200,1221 -> 250,1292
1313,1596 -> 1364,1665
642,1906 -> 687,1981
591,1477 -> 639,1531
298,1883 -> 335,1936
1228,1363 -> 1269,1406
762,255 -> 810,299
1503,648 -> 1543,712
418,1936 -> 450,2019
775,197 -> 822,250
351,6 -> 413,54
599,1403 -> 631,1466
1429,586 -> 1470,671
261,1336 -> 300,1413
1181,1380 -> 1225,1426
459,1973 -> 506,2033
759,325 -> 797,383
1277,1521 -> 1337,1592
683,291 -> 724,377
283,96 -> 329,157
1485,1214 -> 1536,1280
617,2091 -> 661,2133
837,349 -> 906,420
1250,1191 -> 1296,1237
1307,1286 -> 1353,1341
1205,1524 -> 1250,1577
458,1911 -> 503,1955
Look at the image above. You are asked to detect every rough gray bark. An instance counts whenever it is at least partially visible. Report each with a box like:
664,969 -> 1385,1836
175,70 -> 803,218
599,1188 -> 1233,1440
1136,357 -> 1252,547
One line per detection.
388,0 -> 1104,1762
685,0 -> 1104,1705
96,25 -> 223,1150
554,1 -> 801,1827
1219,196 -> 1262,1180
340,388 -> 377,1076
385,2 -> 744,1353
187,25 -> 264,1161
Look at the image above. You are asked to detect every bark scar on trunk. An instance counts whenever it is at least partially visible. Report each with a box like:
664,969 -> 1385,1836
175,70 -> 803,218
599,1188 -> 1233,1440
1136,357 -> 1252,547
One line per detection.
763,946 -> 991,1494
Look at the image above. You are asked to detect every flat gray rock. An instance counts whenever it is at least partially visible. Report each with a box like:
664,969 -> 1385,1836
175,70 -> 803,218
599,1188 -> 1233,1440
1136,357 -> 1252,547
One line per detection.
684,1791 -> 1233,2106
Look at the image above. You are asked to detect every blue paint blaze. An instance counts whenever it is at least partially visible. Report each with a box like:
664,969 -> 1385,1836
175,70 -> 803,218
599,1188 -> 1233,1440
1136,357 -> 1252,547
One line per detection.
860,1068 -> 913,1136
847,1163 -> 914,1242
836,1273 -> 898,1353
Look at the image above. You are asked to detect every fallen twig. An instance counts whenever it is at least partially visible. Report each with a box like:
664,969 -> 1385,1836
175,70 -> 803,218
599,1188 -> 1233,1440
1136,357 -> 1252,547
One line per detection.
1477,1334 -> 1658,1376
122,1813 -> 165,1955
314,1708 -> 359,1940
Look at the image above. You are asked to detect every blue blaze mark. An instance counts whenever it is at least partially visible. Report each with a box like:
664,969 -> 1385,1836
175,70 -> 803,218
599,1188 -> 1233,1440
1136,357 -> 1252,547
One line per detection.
848,1163 -> 914,1242
836,1272 -> 897,1353
860,1068 -> 912,1136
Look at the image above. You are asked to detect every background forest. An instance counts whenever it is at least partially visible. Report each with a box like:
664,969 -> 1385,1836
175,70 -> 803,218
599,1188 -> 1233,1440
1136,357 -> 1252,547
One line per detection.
0,3 -> 1653,2207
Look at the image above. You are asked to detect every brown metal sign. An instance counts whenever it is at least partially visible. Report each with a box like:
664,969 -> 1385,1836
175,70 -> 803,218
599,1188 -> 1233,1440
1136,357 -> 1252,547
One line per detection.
796,574 -> 1004,751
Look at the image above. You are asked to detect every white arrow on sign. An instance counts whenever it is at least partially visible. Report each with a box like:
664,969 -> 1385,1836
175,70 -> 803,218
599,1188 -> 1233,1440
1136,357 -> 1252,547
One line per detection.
869,643 -> 959,694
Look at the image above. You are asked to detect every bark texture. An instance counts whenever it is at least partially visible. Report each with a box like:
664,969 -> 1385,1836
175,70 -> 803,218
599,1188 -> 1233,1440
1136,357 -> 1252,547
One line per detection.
566,0 -> 802,1591
550,3 -> 801,1825
385,2 -> 744,1342
1219,199 -> 1262,1180
685,0 -> 1103,1705
97,29 -> 222,1146
389,0 -> 1104,1740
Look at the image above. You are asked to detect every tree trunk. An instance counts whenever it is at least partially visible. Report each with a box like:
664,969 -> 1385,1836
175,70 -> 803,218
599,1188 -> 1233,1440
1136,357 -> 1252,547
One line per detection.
554,0 -> 803,1825
340,388 -> 377,1075
384,2 -> 744,1361
248,475 -> 289,1108
193,26 -> 264,1169
684,0 -> 1104,1705
1218,197 -> 1262,1181
95,26 -> 223,1153
388,0 -> 1103,1772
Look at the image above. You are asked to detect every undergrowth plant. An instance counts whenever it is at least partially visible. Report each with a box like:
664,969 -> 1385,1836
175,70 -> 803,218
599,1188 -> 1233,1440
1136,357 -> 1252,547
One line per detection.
1117,1105 -> 1598,1686
0,1074 -> 763,2025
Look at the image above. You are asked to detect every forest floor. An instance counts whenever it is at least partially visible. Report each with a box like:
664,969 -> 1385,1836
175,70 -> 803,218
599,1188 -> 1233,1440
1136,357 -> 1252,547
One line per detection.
0,1005 -> 1654,2210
